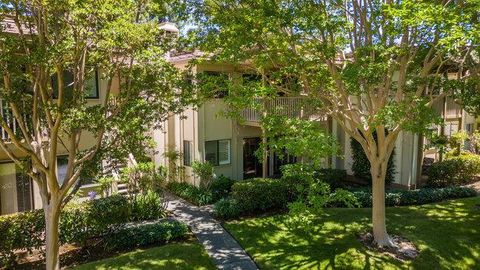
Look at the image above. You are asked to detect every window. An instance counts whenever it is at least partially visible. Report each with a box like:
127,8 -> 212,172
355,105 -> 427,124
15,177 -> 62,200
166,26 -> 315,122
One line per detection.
57,156 -> 69,185
205,139 -> 231,165
183,140 -> 193,166
52,70 -> 99,99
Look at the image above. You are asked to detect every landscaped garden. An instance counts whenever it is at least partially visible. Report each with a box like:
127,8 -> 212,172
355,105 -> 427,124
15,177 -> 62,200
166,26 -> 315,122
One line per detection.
224,196 -> 480,270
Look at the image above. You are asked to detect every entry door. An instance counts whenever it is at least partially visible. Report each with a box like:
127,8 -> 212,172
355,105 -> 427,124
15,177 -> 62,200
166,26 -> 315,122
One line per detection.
243,138 -> 262,179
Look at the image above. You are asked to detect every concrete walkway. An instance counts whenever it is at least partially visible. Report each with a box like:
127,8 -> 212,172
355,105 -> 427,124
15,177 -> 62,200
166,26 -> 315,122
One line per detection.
165,193 -> 259,270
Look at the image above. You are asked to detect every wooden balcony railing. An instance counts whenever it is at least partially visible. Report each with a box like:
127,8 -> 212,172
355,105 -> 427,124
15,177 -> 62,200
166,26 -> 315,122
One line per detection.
241,97 -> 320,123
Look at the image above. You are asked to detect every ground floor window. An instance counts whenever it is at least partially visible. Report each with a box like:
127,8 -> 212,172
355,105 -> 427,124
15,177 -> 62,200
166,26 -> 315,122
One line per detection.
183,140 -> 193,166
205,139 -> 231,165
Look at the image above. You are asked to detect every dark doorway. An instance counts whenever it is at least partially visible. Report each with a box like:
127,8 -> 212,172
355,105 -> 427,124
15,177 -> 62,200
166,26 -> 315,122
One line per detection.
243,137 -> 262,179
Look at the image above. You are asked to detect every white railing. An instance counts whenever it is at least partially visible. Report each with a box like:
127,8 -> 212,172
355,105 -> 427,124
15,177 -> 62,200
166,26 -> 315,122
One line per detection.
241,97 -> 318,123
0,100 -> 18,141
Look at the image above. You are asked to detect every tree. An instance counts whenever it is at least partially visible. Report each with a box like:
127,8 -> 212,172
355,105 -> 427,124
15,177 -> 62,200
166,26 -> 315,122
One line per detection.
0,1 -> 193,269
191,0 -> 479,247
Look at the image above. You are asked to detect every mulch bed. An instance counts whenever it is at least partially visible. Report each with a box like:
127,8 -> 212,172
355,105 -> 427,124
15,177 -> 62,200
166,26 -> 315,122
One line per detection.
358,232 -> 419,262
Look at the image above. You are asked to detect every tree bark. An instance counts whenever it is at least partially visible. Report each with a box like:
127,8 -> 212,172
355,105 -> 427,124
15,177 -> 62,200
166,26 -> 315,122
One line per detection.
370,160 -> 395,247
44,200 -> 61,270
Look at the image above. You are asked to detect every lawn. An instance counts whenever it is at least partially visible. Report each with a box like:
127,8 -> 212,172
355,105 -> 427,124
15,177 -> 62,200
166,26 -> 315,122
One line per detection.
225,197 -> 480,270
72,242 -> 216,270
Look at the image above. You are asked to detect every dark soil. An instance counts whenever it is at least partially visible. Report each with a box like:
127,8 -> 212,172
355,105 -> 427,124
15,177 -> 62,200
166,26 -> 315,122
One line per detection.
358,232 -> 419,262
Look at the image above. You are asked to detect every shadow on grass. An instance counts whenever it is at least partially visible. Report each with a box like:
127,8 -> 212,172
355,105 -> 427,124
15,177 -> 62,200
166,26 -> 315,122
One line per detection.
225,197 -> 480,270
72,242 -> 216,270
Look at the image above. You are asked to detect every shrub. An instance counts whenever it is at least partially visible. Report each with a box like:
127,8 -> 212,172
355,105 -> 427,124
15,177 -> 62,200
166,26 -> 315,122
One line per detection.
192,161 -> 215,190
351,136 -> 396,184
213,198 -> 241,219
166,182 -> 214,206
314,168 -> 347,189
120,162 -> 167,195
130,191 -> 166,221
427,154 -> 480,187
210,175 -> 235,201
349,187 -> 477,208
0,210 -> 45,267
231,178 -> 290,214
104,220 -> 188,251
0,194 -> 165,267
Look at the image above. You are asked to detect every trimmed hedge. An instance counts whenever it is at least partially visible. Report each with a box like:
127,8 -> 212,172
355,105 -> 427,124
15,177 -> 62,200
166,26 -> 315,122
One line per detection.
104,220 -> 188,251
0,193 -> 165,267
215,178 -> 477,219
231,178 -> 290,214
349,187 -> 477,208
427,154 -> 480,187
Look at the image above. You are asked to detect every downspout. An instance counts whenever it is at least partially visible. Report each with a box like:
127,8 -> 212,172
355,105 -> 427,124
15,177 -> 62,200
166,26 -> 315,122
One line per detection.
411,134 -> 419,190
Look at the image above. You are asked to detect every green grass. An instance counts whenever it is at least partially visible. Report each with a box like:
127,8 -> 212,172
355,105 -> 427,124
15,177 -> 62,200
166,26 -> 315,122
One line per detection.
225,197 -> 480,270
72,242 -> 216,270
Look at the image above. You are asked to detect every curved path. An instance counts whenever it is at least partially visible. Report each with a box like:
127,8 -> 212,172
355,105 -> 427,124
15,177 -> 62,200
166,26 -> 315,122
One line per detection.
165,193 -> 258,270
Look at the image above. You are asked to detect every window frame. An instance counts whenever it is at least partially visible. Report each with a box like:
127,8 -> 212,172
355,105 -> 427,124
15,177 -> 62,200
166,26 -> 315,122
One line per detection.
51,69 -> 100,100
183,140 -> 193,166
204,139 -> 231,166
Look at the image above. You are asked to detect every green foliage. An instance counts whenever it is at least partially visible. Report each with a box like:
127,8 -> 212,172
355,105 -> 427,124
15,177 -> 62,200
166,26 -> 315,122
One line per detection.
449,131 -> 469,156
167,182 -> 214,206
231,178 -> 290,214
192,161 -> 215,190
0,210 -> 45,267
131,191 -> 166,221
261,115 -> 339,166
314,168 -> 348,189
0,194 -> 165,267
210,175 -> 235,201
427,154 -> 480,187
120,162 -> 167,195
350,137 -> 396,185
103,220 -> 188,251
213,198 -> 241,219
350,187 -> 477,208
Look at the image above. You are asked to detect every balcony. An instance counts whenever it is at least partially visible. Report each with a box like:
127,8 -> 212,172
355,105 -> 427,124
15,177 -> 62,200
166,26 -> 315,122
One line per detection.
240,97 -> 323,125
1,100 -> 24,142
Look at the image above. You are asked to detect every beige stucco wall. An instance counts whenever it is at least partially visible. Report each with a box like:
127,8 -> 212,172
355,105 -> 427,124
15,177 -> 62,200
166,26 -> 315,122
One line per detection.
0,163 -> 18,214
0,71 -> 117,214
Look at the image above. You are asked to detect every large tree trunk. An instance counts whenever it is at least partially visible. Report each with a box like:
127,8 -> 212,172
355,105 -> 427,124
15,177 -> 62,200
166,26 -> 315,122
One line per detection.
44,200 -> 61,270
370,160 -> 395,248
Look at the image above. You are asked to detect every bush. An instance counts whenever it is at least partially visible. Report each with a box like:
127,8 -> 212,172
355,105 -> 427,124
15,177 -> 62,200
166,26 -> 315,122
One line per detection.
104,220 -> 188,251
131,191 -> 166,221
166,182 -> 214,206
314,168 -> 347,189
231,178 -> 290,214
213,198 -> 241,219
348,187 -> 477,208
0,194 -> 165,267
427,154 -> 480,187
192,161 -> 215,190
210,175 -> 235,201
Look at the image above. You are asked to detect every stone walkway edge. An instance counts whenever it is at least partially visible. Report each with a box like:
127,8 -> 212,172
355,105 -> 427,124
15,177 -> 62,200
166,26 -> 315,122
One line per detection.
165,192 -> 259,270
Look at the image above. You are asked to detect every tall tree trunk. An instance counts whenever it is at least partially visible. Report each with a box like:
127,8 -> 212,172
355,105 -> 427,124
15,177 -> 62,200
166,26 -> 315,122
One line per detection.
370,160 -> 395,247
44,199 -> 61,270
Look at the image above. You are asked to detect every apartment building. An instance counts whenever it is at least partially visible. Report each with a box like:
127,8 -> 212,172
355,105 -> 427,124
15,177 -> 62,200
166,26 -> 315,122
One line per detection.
153,52 -> 480,189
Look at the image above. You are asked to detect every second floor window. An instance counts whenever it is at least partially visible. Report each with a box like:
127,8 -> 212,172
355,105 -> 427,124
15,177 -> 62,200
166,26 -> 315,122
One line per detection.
51,70 -> 99,99
205,139 -> 231,166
